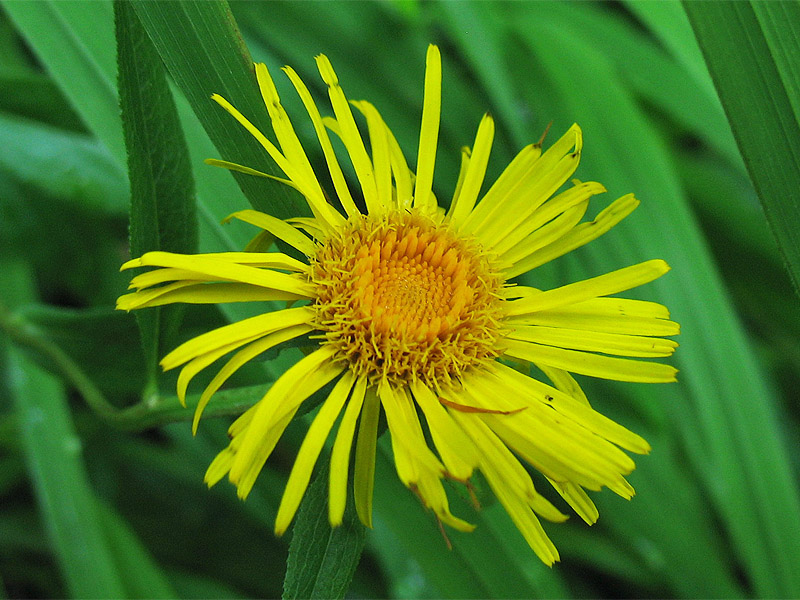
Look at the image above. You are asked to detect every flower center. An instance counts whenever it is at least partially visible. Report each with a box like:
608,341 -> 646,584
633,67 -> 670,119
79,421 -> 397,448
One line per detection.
311,211 -> 504,384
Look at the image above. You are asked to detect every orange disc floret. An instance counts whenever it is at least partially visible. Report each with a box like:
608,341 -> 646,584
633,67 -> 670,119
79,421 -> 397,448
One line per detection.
311,210 -> 504,384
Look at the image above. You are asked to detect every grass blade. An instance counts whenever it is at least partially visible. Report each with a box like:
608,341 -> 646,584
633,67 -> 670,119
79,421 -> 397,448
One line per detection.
0,112 -> 128,215
115,0 -> 198,388
1,0 -> 125,162
3,0 -> 255,256
521,11 -> 800,596
96,501 -> 176,599
684,0 -> 800,297
7,340 -> 125,597
130,0 -> 302,220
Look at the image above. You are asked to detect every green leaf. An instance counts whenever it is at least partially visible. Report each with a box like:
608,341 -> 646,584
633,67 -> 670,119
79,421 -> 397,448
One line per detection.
96,501 -> 176,599
623,0 -> 718,102
435,2 -> 521,145
521,1 -> 742,172
684,0 -> 800,298
15,305 -> 146,397
2,0 -> 255,257
0,69 -> 85,131
371,444 -> 567,599
7,339 -> 125,597
129,0 -> 303,220
2,265 -> 119,598
115,0 -> 198,259
283,459 -> 366,600
115,0 -> 198,388
1,0 -> 125,162
519,11 -> 800,597
0,111 -> 128,215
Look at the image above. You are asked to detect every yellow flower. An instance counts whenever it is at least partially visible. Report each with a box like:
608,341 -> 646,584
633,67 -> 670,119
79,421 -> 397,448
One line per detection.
117,45 -> 678,565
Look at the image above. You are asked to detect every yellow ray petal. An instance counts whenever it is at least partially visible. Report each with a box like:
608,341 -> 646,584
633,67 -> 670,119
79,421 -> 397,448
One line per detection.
505,260 -> 671,317
464,375 -> 639,490
447,408 -> 565,523
210,93 -> 286,167
213,89 -> 340,232
275,370 -> 356,535
121,251 -> 315,298
447,114 -> 494,227
352,101 -> 393,214
282,65 -> 360,219
315,54 -> 378,212
508,325 -> 679,358
224,210 -> 317,256
489,361 -> 651,454
537,364 -> 590,407
329,376 -> 368,526
464,124 -> 581,240
285,217 -> 325,241
193,323 -> 314,433
379,385 -> 473,531
496,486 -> 560,566
499,200 -> 589,266
230,346 -> 342,491
204,447 -> 235,488
255,63 -> 344,231
449,410 -> 563,564
175,334 -> 262,406
127,253 -> 308,289
204,158 -> 296,188
495,181 -> 605,259
379,384 -> 421,484
234,410 -> 299,500
414,469 -> 475,533
480,408 -> 634,497
385,122 -> 414,209
354,386 -> 380,528
505,193 -> 639,278
548,479 -> 599,525
460,143 -> 542,234
413,45 -> 442,216
117,281 -> 304,310
409,379 -> 478,481
506,298 -> 680,337
503,338 -> 678,383
457,383 -> 608,490
161,306 -> 314,370
449,147 -> 471,214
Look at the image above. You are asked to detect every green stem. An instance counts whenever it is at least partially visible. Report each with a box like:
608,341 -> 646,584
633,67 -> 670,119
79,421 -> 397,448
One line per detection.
0,300 -> 261,431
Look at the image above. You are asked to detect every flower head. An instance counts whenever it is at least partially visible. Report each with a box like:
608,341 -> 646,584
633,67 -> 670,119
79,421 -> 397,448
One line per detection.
117,45 -> 679,565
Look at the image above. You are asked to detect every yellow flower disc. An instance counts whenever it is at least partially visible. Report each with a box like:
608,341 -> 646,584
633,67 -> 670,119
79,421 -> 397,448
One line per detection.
312,211 -> 504,385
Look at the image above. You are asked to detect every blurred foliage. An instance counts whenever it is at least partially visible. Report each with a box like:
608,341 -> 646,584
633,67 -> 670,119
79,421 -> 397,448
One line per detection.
0,1 -> 799,598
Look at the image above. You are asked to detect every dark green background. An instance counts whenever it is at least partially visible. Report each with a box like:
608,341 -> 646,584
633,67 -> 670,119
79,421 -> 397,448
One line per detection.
1,1 -> 799,598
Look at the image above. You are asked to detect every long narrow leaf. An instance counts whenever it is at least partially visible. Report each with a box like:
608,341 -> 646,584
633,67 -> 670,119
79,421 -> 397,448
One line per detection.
684,0 -> 800,298
523,12 -> 800,596
96,501 -> 176,599
130,0 -> 302,220
1,0 -> 125,162
0,112 -> 127,215
115,0 -> 198,386
7,346 -> 125,598
2,0 -> 254,255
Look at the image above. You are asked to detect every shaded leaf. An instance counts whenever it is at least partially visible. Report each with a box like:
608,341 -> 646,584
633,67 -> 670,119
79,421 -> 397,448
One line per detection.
684,0 -> 800,298
115,0 -> 198,388
130,0 -> 302,219
0,111 -> 128,215
283,459 -> 366,600
1,0 -> 125,162
7,332 -> 125,596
